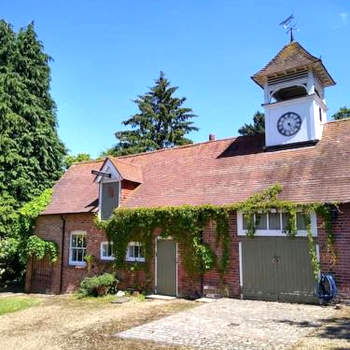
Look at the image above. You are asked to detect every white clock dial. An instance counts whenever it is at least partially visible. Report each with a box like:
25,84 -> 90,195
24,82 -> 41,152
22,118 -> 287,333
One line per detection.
277,112 -> 302,136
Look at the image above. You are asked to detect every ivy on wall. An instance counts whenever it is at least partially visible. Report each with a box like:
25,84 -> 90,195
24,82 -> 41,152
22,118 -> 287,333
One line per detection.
17,189 -> 58,264
96,184 -> 336,286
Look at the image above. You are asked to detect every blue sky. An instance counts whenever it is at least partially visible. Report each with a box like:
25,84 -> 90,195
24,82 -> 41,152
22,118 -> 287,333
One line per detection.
2,1 -> 350,158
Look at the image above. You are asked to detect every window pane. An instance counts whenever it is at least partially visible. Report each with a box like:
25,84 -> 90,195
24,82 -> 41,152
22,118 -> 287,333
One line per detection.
128,245 -> 134,258
77,249 -> 83,262
82,248 -> 86,260
72,236 -> 77,248
102,244 -> 107,257
135,245 -> 140,258
255,213 -> 267,229
72,248 -> 77,262
282,213 -> 292,231
243,214 -> 253,230
108,243 -> 113,257
297,213 -> 307,230
139,246 -> 144,258
269,213 -> 281,230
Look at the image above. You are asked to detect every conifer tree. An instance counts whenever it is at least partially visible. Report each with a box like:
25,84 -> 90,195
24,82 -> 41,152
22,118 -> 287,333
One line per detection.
108,72 -> 198,156
238,111 -> 265,136
332,106 -> 350,120
0,21 -> 65,282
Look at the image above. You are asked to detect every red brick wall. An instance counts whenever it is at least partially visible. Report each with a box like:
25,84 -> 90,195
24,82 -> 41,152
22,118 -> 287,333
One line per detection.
203,214 -> 240,298
318,203 -> 350,301
120,180 -> 139,205
26,213 -> 115,294
27,208 -> 350,301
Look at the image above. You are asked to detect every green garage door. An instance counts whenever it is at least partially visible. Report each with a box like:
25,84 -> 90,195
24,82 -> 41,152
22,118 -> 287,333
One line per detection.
156,240 -> 177,296
241,237 -> 317,303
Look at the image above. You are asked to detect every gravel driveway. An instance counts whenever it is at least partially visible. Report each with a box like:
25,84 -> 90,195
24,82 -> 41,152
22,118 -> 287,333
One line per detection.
118,298 -> 335,350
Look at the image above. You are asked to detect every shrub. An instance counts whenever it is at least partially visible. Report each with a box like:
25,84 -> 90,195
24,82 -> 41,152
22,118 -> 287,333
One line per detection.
78,273 -> 117,297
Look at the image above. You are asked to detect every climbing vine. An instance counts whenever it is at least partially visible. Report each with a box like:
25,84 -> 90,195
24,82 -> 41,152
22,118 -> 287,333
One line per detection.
24,235 -> 58,264
96,184 -> 336,284
17,189 -> 58,265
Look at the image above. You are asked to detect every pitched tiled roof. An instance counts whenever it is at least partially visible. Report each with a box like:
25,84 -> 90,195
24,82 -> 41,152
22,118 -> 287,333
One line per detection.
109,158 -> 143,183
43,160 -> 103,215
42,119 -> 350,215
252,42 -> 335,87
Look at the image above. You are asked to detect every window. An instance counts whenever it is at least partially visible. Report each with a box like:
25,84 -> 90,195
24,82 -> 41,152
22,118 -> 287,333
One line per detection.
100,241 -> 114,260
255,213 -> 267,230
242,214 -> 253,230
100,181 -> 120,220
268,212 -> 281,230
126,242 -> 145,262
239,211 -> 313,236
296,212 -> 307,230
69,232 -> 87,265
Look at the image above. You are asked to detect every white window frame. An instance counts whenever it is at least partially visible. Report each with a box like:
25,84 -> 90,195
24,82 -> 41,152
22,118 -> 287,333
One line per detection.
237,211 -> 317,237
126,242 -> 145,262
100,241 -> 115,261
69,231 -> 87,266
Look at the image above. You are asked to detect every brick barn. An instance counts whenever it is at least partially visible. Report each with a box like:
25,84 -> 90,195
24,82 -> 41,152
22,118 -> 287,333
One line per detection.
25,41 -> 350,303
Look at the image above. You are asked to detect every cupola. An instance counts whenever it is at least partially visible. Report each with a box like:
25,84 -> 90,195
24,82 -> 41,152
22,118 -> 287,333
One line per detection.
252,41 -> 335,148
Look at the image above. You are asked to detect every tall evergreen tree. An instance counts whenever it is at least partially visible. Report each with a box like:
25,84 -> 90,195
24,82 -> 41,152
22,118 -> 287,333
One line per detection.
238,111 -> 265,136
332,106 -> 350,120
0,21 -> 65,283
107,72 -> 198,156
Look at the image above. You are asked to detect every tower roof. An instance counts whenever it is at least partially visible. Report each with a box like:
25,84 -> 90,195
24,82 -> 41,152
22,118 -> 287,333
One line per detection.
252,41 -> 335,88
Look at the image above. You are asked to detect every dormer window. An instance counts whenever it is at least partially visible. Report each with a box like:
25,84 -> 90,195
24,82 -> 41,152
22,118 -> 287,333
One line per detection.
100,181 -> 120,220
93,157 -> 143,220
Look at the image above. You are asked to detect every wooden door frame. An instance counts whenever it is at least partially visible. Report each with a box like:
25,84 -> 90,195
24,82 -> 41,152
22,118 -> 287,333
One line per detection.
155,237 -> 178,297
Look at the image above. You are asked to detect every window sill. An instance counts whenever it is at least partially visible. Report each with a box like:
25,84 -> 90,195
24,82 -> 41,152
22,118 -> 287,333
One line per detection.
68,263 -> 87,269
238,230 -> 316,237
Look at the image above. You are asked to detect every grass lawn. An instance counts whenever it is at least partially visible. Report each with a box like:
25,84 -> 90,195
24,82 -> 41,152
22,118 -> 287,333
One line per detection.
0,296 -> 40,315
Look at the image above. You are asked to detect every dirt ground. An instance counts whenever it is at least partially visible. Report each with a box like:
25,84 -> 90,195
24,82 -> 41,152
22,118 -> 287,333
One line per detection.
293,304 -> 350,350
0,294 -> 195,350
0,294 -> 349,350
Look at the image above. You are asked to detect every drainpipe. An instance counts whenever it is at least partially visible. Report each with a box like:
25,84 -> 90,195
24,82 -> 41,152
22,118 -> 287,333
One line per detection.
200,230 -> 204,297
59,215 -> 66,294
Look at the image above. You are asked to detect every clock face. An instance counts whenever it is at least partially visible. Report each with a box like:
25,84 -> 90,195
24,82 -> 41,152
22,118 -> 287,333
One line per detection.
277,112 -> 302,136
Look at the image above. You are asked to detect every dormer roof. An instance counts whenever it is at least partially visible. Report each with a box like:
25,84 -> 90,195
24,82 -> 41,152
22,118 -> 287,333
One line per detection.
109,157 -> 143,184
97,157 -> 143,184
252,41 -> 335,88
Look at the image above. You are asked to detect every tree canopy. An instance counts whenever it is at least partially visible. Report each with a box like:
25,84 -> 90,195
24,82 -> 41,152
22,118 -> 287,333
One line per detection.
64,153 -> 91,170
238,111 -> 265,136
0,20 -> 65,284
331,106 -> 350,120
106,72 -> 198,156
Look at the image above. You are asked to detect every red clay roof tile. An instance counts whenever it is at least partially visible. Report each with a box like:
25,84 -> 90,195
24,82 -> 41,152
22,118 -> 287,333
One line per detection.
42,119 -> 350,215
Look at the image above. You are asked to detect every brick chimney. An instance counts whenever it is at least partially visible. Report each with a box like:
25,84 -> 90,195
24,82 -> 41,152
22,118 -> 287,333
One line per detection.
209,134 -> 216,141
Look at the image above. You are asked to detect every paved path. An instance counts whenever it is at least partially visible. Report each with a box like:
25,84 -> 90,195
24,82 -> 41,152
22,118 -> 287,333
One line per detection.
118,298 -> 335,349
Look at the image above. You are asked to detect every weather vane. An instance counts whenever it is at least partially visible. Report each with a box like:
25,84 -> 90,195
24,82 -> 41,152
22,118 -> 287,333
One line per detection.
279,15 -> 297,43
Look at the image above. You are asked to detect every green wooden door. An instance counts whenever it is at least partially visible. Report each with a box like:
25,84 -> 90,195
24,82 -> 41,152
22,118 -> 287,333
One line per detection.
241,237 -> 316,303
156,240 -> 176,296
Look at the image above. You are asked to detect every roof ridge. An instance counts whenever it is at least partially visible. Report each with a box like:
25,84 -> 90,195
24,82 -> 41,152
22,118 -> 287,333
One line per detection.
115,136 -> 238,160
110,156 -> 142,168
325,117 -> 350,124
70,158 -> 104,166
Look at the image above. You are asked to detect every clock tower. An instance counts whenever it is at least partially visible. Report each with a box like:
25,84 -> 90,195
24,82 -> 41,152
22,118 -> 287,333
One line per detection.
252,41 -> 335,148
